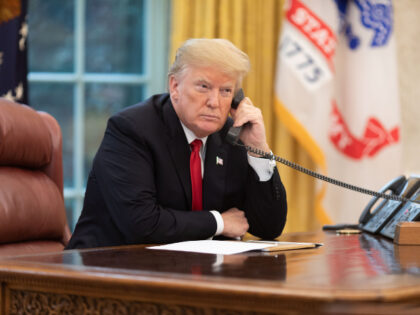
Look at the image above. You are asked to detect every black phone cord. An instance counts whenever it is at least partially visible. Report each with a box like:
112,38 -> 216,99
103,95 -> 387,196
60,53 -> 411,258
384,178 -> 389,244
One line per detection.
239,144 -> 420,205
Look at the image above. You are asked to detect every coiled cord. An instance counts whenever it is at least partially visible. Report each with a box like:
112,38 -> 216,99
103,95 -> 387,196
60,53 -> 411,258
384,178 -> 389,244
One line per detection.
240,144 -> 420,205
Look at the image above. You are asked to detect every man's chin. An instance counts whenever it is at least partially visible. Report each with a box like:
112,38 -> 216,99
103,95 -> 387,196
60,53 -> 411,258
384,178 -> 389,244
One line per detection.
194,123 -> 223,138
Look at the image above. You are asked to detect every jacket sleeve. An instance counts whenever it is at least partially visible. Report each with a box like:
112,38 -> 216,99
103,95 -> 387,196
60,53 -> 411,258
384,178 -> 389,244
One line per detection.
243,165 -> 288,240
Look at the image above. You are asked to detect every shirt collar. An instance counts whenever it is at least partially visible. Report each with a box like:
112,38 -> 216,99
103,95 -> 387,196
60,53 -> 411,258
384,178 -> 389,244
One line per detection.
180,122 -> 208,148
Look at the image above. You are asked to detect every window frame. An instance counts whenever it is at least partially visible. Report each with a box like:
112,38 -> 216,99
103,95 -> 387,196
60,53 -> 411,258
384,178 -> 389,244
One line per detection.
28,0 -> 170,230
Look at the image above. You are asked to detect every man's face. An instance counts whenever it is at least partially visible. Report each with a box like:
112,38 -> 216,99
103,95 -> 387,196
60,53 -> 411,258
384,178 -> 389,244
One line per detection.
169,66 -> 236,138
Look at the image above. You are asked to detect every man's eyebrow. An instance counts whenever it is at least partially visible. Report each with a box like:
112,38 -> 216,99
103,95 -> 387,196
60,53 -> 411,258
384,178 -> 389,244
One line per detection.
193,78 -> 234,90
220,84 -> 234,90
195,78 -> 210,84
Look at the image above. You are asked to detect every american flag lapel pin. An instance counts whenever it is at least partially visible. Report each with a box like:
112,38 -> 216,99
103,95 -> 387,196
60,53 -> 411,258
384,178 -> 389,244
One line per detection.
216,156 -> 223,166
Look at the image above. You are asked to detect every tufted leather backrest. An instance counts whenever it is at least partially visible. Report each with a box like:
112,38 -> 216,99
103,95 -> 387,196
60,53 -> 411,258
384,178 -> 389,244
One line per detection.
0,98 -> 71,256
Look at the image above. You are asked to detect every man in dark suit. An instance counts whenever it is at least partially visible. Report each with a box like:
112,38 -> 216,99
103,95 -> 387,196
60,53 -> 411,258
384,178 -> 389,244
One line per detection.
66,39 -> 287,249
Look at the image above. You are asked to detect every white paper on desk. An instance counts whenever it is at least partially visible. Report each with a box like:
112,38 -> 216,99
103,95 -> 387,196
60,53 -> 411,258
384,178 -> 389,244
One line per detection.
147,240 -> 271,255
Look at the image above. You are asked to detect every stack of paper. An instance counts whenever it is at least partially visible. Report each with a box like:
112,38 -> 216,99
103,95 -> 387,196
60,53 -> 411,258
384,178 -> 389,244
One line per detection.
148,240 -> 321,255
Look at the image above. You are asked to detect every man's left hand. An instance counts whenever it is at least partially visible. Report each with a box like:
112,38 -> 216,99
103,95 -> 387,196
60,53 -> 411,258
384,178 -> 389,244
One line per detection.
229,97 -> 270,156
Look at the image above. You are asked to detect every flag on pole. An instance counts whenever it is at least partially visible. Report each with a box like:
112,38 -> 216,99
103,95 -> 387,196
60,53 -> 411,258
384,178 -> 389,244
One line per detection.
274,0 -> 401,224
0,0 -> 28,104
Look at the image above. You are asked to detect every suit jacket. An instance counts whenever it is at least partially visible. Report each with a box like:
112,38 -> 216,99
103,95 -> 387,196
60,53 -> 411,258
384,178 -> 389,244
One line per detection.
66,94 -> 287,249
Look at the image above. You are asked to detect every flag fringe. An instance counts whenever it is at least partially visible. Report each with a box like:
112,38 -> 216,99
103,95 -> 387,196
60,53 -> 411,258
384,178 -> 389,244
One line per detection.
274,96 -> 332,225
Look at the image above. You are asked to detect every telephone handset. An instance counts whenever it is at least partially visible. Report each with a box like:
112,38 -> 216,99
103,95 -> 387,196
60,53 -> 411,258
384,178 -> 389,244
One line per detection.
226,89 -> 245,145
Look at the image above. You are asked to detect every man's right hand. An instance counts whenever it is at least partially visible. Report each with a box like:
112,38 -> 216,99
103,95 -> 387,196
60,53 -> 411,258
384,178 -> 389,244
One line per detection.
221,208 -> 249,238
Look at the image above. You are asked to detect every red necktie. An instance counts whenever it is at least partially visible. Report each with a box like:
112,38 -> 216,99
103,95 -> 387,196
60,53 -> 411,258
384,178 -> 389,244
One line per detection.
190,139 -> 202,211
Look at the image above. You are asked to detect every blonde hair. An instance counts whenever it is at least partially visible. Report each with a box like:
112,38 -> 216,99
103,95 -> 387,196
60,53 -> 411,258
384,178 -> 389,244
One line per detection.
168,38 -> 250,90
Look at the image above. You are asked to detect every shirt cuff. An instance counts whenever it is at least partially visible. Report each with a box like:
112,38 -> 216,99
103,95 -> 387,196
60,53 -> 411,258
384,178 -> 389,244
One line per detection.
210,210 -> 224,236
247,152 -> 276,181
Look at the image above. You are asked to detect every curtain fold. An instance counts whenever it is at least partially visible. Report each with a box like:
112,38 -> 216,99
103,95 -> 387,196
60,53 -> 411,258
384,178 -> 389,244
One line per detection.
170,0 -> 320,233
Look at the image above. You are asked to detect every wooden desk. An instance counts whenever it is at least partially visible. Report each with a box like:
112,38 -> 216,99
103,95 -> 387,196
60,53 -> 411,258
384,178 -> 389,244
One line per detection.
1,231 -> 420,314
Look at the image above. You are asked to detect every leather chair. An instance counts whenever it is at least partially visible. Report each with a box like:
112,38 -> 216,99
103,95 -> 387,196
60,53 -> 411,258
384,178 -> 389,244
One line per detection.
0,98 -> 71,257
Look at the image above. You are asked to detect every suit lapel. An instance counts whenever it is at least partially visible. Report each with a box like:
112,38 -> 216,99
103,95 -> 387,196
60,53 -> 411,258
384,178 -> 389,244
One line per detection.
162,100 -> 192,209
203,131 -> 227,211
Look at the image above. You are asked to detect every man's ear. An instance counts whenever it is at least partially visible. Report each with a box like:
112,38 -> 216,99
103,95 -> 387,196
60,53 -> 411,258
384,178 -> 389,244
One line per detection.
168,75 -> 179,104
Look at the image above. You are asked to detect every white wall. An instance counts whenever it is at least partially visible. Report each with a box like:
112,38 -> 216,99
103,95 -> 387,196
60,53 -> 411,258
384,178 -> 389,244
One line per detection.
395,0 -> 420,174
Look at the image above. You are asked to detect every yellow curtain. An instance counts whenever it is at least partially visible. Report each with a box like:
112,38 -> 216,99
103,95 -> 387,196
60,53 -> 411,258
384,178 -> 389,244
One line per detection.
170,0 -> 320,233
